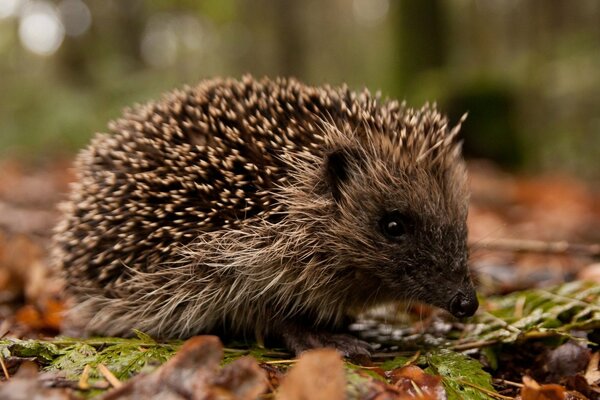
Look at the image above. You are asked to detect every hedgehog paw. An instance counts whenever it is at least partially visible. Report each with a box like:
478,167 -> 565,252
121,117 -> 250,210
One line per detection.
282,329 -> 372,363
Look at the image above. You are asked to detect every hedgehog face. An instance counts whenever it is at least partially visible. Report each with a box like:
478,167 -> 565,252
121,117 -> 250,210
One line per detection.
323,145 -> 478,318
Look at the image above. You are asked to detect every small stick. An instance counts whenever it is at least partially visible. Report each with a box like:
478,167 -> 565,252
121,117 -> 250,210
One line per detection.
78,364 -> 91,390
410,379 -> 424,397
98,364 -> 122,388
470,238 -> 600,258
404,350 -> 421,366
0,355 -> 9,379
495,379 -> 524,388
450,339 -> 499,351
456,378 -> 514,400
263,359 -> 297,365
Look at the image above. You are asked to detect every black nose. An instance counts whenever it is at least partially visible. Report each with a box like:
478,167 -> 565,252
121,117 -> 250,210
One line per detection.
449,291 -> 479,318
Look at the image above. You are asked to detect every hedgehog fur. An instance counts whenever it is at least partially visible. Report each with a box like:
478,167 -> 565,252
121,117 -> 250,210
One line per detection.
53,75 -> 477,355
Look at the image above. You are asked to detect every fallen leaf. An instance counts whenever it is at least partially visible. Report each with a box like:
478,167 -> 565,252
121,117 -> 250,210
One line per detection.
212,357 -> 267,400
260,362 -> 284,391
545,341 -> 590,381
389,364 -> 445,399
15,298 -> 64,332
0,361 -> 77,400
584,352 -> 600,386
277,348 -> 346,400
101,335 -> 267,400
521,375 -> 566,400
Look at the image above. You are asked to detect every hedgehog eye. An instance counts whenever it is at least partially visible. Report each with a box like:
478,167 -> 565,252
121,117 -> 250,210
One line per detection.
379,211 -> 408,239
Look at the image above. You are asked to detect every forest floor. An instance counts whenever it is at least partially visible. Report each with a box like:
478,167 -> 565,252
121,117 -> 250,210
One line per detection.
0,158 -> 599,400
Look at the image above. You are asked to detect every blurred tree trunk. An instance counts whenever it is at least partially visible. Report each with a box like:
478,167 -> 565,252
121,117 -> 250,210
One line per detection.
272,0 -> 305,77
393,0 -> 447,92
237,0 -> 306,78
56,36 -> 94,86
56,1 -> 146,85
112,0 -> 146,70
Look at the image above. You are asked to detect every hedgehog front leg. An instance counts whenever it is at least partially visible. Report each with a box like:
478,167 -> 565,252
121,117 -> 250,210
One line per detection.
278,320 -> 372,363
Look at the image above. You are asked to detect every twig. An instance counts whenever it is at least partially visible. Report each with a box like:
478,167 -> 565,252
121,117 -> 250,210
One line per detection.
78,364 -> 91,390
0,354 -> 9,379
514,296 -> 526,319
451,328 -> 579,351
98,364 -> 122,388
494,378 -> 524,388
538,289 -> 600,310
456,378 -> 514,400
481,311 -> 521,334
263,359 -> 297,365
404,351 -> 421,366
372,351 -> 420,360
470,238 -> 600,258
450,339 -> 499,351
410,379 -> 424,397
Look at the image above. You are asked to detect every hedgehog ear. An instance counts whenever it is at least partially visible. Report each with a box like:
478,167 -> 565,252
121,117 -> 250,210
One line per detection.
324,148 -> 356,202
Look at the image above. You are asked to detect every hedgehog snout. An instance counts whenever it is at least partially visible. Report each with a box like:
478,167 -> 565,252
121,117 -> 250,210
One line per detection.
447,283 -> 478,318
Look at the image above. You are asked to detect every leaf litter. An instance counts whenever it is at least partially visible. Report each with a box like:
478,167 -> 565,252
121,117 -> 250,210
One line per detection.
0,160 -> 599,399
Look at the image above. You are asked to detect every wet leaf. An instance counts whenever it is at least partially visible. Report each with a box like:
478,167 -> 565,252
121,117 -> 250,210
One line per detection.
425,349 -> 497,400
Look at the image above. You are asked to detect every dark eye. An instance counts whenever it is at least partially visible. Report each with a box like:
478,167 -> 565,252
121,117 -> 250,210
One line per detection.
379,211 -> 408,239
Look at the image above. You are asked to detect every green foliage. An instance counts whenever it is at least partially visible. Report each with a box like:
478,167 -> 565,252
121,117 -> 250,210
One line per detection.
0,339 -> 60,363
0,333 -> 291,382
458,281 -> 600,348
0,282 -> 597,398
425,350 -> 496,400
0,331 -> 183,381
378,355 -> 415,371
376,350 -> 498,399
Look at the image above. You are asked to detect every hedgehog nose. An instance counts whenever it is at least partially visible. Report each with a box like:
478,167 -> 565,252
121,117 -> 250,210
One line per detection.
449,290 -> 478,318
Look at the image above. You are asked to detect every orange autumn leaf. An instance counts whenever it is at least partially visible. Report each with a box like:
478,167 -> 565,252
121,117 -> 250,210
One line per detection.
15,298 -> 64,331
389,365 -> 445,400
521,376 -> 566,400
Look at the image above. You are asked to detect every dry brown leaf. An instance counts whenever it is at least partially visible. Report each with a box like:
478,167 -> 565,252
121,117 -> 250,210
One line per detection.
512,176 -> 595,241
388,365 -> 445,400
0,232 -> 61,305
212,357 -> 267,400
102,335 -> 267,400
578,263 -> 600,284
15,298 -> 64,332
584,352 -> 600,387
0,233 -> 41,298
0,361 -> 77,400
276,348 -> 346,400
521,375 -> 566,400
260,362 -> 284,391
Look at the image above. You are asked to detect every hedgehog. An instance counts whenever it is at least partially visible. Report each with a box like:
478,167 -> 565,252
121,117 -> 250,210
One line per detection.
53,75 -> 478,358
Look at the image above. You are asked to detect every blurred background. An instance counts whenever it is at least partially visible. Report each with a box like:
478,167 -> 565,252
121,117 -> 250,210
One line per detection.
0,0 -> 599,339
0,0 -> 599,179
